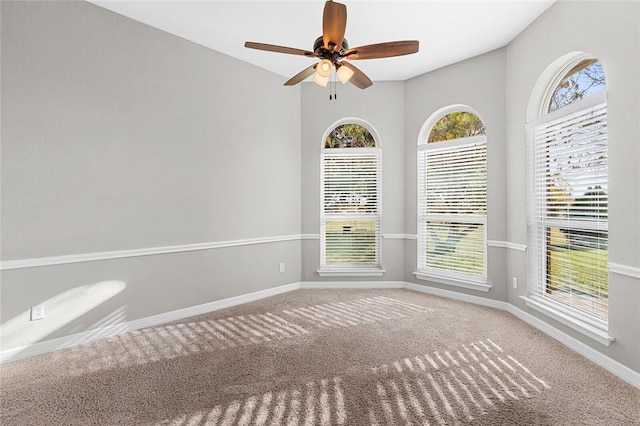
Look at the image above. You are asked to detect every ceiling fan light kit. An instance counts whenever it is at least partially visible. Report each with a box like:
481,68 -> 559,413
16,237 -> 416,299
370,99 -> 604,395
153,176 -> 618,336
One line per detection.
336,63 -> 354,84
244,0 -> 419,96
316,59 -> 333,78
314,72 -> 330,87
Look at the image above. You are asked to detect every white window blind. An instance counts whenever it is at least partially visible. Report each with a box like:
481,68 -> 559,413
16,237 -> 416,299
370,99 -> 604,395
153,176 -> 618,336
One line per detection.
528,99 -> 608,324
321,149 -> 381,269
418,136 -> 487,281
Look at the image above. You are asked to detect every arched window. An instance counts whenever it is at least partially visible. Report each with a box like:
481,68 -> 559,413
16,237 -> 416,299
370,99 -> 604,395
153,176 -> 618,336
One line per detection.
527,56 -> 609,329
320,121 -> 382,274
548,59 -> 606,112
417,108 -> 487,285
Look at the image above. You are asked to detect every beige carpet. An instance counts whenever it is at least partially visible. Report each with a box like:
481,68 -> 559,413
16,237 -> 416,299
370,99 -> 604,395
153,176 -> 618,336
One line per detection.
1,288 -> 639,425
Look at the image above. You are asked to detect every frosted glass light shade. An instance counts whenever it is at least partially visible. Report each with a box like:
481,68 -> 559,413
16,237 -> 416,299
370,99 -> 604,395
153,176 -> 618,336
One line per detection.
337,64 -> 354,84
314,73 -> 329,87
316,59 -> 333,78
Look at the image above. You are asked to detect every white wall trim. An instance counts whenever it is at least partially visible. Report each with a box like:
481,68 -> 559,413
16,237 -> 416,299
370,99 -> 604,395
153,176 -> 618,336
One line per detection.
301,281 -> 404,289
2,280 -> 638,390
507,303 -> 639,389
383,234 -> 417,240
413,272 -> 492,292
300,234 -> 321,240
0,282 -> 301,363
487,240 -> 527,252
521,295 -> 614,347
405,282 -> 507,310
609,262 -> 640,279
0,235 -> 304,270
13,237 -> 630,280
316,268 -> 386,277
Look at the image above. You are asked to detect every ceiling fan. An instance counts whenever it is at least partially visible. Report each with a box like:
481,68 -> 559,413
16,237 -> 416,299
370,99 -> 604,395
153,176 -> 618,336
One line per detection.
244,0 -> 419,90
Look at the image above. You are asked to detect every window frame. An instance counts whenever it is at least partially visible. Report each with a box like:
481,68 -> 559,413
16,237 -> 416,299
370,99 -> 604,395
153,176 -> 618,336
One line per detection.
538,53 -> 604,118
415,107 -> 489,291
525,57 -> 614,346
318,119 -> 384,277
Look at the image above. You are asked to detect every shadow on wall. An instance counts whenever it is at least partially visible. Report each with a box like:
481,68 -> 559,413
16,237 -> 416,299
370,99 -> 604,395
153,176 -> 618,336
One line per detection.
0,280 -> 127,356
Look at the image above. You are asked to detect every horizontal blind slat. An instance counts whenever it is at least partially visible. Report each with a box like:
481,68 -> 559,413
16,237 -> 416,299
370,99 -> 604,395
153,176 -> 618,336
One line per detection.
322,149 -> 381,268
418,136 -> 487,280
530,101 -> 608,322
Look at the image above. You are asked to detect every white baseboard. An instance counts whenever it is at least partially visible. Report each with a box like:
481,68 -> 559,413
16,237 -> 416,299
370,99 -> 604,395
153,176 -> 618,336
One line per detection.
506,304 -> 640,389
0,282 -> 301,363
404,282 -> 508,310
301,281 -> 404,289
2,280 -> 638,390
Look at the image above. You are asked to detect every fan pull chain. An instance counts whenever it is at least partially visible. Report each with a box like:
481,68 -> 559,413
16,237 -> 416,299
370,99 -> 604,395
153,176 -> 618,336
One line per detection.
329,71 -> 337,100
334,73 -> 337,100
334,75 -> 338,100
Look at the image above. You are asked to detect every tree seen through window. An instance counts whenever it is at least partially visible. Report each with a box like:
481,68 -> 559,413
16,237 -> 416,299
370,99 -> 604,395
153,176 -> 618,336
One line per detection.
325,124 -> 376,148
549,59 -> 605,112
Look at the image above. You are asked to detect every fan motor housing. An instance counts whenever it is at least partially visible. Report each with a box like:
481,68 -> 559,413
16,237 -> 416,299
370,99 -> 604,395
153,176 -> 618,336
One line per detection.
313,36 -> 348,58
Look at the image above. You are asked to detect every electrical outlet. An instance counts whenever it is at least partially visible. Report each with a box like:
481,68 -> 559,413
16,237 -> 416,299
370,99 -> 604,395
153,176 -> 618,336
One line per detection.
279,263 -> 285,273
31,304 -> 45,321
512,277 -> 518,289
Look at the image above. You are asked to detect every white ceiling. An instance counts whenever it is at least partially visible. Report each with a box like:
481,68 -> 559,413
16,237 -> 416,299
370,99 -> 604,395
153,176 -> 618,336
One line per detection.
89,0 -> 555,82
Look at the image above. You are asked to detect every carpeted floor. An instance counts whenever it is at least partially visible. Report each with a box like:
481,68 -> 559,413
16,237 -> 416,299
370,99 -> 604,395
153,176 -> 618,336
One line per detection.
1,288 -> 639,425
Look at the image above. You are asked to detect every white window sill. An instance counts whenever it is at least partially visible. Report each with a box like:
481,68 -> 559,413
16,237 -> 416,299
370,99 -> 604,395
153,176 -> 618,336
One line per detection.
413,272 -> 491,292
521,295 -> 615,347
317,268 -> 385,277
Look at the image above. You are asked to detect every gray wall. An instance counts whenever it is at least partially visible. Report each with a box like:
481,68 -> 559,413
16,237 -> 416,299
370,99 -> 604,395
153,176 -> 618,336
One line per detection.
300,82 -> 406,282
1,1 -> 301,349
403,49 -> 508,300
505,0 -> 640,371
400,0 -> 639,373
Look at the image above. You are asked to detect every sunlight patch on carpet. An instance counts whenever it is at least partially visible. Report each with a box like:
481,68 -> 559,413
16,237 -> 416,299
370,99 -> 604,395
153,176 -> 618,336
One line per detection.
59,311 -> 310,374
283,296 -> 432,328
59,296 -> 431,375
368,338 -> 550,424
163,377 -> 347,426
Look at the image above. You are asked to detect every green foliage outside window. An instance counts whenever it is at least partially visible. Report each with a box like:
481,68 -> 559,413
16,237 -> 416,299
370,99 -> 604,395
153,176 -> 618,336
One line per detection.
325,220 -> 377,265
428,112 -> 486,142
325,124 -> 376,148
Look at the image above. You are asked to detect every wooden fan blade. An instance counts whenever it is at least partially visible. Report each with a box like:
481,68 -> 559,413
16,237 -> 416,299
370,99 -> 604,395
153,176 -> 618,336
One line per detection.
340,61 -> 372,89
343,40 -> 419,60
245,42 -> 317,58
284,64 -> 317,86
322,1 -> 347,51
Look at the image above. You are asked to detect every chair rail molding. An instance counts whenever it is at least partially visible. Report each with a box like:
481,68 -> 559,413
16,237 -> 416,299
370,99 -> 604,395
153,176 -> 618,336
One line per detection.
608,262 -> 640,279
487,240 -> 527,252
0,234 -> 304,270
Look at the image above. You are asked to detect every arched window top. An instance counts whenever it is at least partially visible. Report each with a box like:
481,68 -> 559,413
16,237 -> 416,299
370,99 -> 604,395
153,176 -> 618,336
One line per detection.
548,59 -> 606,112
427,111 -> 486,143
325,123 -> 377,148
